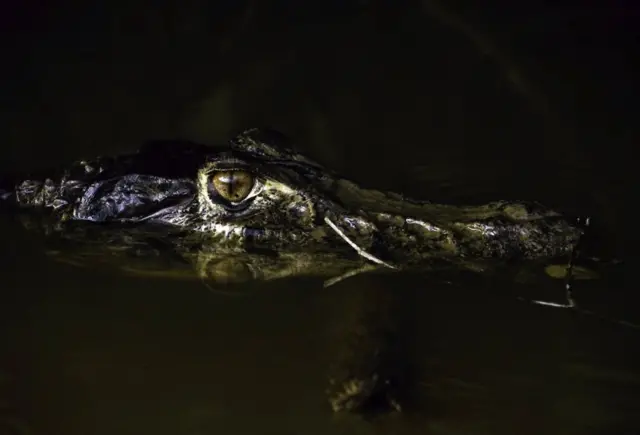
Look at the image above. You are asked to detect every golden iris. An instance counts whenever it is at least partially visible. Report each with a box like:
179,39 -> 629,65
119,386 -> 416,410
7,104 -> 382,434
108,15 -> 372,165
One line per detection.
211,170 -> 254,202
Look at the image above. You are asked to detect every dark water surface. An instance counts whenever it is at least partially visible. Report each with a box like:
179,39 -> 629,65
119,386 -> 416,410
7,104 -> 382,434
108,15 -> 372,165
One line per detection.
1,1 -> 638,434
2,226 -> 639,435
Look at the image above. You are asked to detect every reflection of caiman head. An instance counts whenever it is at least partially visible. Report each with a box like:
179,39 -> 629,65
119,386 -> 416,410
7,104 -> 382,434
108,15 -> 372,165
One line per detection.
1,128 -> 587,285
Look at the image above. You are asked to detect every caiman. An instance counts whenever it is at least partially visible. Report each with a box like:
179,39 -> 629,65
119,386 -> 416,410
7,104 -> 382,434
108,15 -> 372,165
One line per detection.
0,127 -> 590,284
0,127 -> 604,414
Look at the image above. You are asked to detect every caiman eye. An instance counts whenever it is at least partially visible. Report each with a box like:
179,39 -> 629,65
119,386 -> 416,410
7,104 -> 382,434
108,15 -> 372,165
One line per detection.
210,170 -> 254,202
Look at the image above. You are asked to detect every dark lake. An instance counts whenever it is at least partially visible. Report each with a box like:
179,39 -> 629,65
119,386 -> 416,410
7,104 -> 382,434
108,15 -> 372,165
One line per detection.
1,2 -> 638,434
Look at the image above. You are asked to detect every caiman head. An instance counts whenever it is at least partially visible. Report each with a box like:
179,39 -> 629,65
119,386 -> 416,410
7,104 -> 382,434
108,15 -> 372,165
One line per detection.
0,128 -> 588,285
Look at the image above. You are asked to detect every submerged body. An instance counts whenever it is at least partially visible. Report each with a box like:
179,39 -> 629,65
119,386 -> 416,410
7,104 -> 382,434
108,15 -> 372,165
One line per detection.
1,128 -> 583,284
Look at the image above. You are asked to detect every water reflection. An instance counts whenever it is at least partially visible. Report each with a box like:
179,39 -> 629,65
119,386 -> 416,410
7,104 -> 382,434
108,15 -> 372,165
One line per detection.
1,221 -> 639,434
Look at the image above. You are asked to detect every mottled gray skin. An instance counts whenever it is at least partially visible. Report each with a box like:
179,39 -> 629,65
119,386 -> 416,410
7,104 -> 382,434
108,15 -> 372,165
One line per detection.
0,127 -> 585,415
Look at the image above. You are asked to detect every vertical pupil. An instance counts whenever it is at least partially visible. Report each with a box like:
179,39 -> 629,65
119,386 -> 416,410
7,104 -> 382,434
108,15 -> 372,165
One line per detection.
223,173 -> 236,199
229,173 -> 239,199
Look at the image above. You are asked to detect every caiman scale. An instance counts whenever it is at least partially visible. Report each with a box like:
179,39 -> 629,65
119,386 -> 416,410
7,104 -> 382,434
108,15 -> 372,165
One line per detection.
0,127 -> 585,286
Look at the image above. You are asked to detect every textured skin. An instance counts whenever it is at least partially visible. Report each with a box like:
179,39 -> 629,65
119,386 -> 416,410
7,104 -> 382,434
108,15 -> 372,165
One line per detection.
0,127 -> 586,415
2,128 -> 583,275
